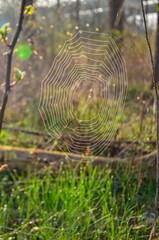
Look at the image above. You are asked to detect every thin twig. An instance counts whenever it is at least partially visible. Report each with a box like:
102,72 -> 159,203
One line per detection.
0,0 -> 27,132
2,125 -> 50,138
141,0 -> 159,237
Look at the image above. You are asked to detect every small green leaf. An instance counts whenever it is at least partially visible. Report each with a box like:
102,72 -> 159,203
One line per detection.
0,23 -> 11,44
25,5 -> 34,16
10,68 -> 26,87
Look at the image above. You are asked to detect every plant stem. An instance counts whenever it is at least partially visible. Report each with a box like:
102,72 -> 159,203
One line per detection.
0,0 -> 27,132
141,0 -> 159,236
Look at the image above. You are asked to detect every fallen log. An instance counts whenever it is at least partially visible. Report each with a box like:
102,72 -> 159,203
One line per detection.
0,145 -> 125,169
2,126 -> 50,138
0,145 -> 157,172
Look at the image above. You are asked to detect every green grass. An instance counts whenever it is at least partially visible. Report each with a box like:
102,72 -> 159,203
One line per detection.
0,163 -> 154,240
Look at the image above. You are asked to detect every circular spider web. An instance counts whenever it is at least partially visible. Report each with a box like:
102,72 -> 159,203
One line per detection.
39,31 -> 128,157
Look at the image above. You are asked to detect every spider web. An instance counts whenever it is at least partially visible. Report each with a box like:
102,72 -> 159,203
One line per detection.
39,31 -> 128,157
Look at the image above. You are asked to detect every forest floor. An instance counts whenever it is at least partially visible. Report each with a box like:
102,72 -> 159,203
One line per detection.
0,82 -> 158,239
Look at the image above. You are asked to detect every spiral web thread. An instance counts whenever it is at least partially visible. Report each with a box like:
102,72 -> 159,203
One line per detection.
39,31 -> 128,158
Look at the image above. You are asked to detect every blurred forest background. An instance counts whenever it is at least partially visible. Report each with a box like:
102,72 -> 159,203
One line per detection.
0,0 -> 158,149
0,0 -> 158,154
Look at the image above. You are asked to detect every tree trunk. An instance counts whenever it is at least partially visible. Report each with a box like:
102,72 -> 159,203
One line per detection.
25,0 -> 33,6
109,0 -> 124,32
155,8 -> 159,84
76,0 -> 80,24
56,0 -> 60,13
